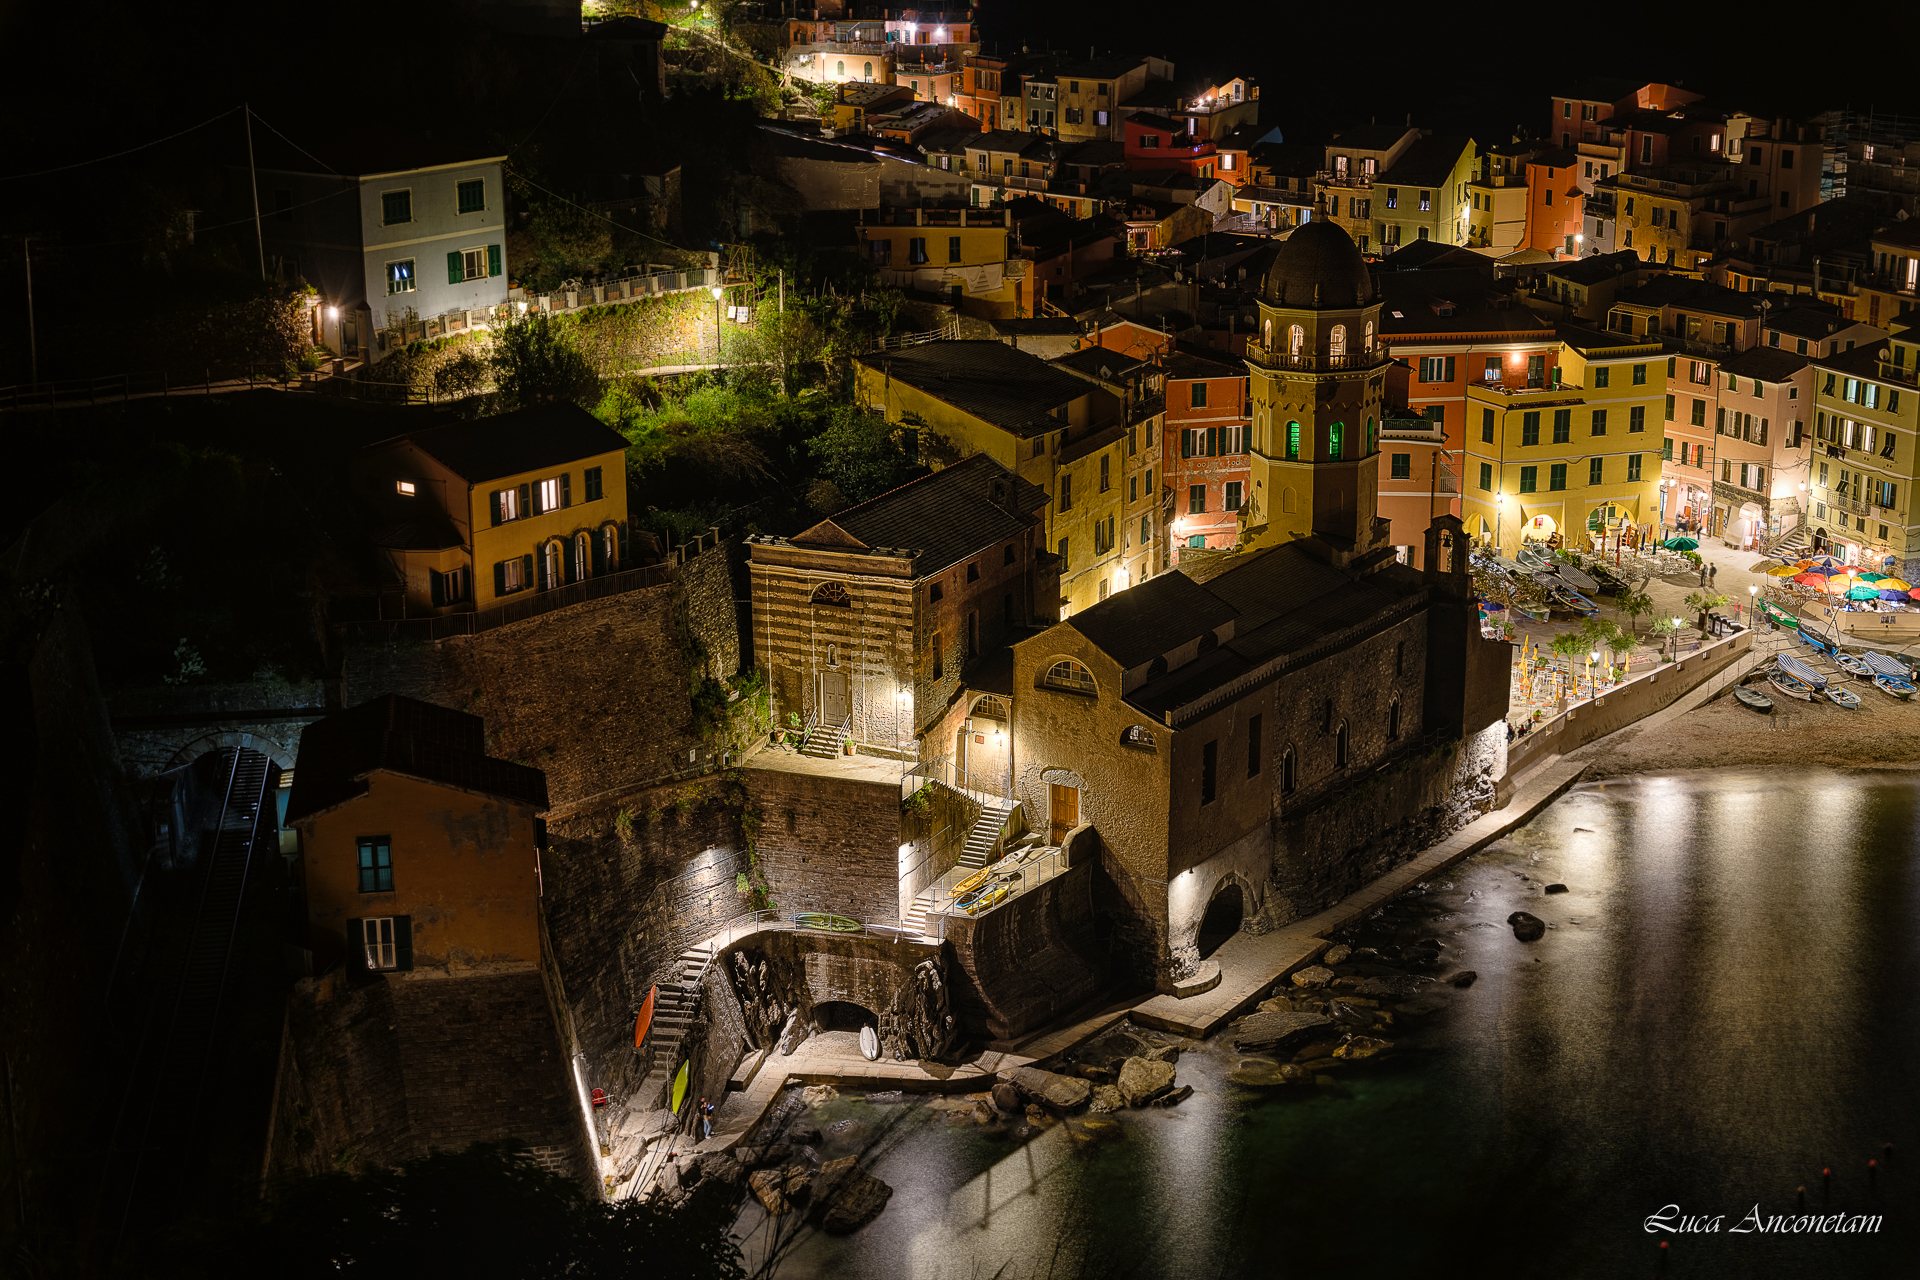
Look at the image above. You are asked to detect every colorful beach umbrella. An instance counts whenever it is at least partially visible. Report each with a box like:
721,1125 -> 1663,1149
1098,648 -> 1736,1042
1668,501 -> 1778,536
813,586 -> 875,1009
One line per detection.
1880,590 -> 1909,601
1878,578 -> 1911,592
1792,573 -> 1829,588
1828,577 -> 1858,595
1663,537 -> 1699,551
1766,563 -> 1802,577
1801,563 -> 1843,577
1848,585 -> 1884,600
1908,588 -> 1920,601
1855,569 -> 1887,583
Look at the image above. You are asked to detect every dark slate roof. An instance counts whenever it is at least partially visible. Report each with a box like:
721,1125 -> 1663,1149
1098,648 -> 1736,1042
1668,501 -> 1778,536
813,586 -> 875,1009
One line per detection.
1127,113 -> 1181,134
801,453 -> 1047,578
1377,239 -> 1459,270
1812,339 -> 1889,376
990,317 -> 1084,336
1119,81 -> 1180,110
855,341 -> 1091,436
1051,345 -> 1154,382
1060,139 -> 1125,167
1378,271 -> 1553,336
1613,275 -> 1761,317
1380,134 -> 1473,188
970,128 -> 1053,155
1719,346 -> 1811,383
1260,219 -> 1373,309
1766,303 -> 1849,340
1164,346 -> 1244,379
394,403 -> 629,485
286,695 -> 549,822
1066,571 -> 1240,668
1251,141 -> 1326,178
1527,147 -> 1581,169
1328,124 -> 1416,154
1546,250 -> 1644,286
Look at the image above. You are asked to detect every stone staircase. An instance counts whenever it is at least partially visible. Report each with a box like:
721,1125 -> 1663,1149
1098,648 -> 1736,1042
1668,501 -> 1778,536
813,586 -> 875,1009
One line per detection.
632,940 -> 716,1108
1764,525 -> 1810,560
955,801 -> 1014,869
798,716 -> 846,760
903,891 -> 935,940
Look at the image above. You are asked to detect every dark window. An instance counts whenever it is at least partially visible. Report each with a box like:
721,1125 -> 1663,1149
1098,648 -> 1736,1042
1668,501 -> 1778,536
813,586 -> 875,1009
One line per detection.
357,838 -> 394,893
1247,713 -> 1262,777
1388,699 -> 1401,739
1191,382 -> 1208,408
930,582 -> 944,602
1519,466 -> 1538,493
966,562 -> 980,583
1521,412 -> 1540,446
1549,463 -> 1568,490
1335,721 -> 1349,767
1189,484 -> 1207,513
583,466 -> 603,502
1478,462 -> 1492,491
1100,455 -> 1110,492
1628,454 -> 1642,481
1589,456 -> 1603,485
381,190 -> 412,225
1224,482 -> 1243,510
948,235 -> 963,263
1481,408 -> 1495,443
1629,406 -> 1645,433
1391,453 -> 1411,479
1552,409 -> 1572,443
1003,544 -> 1015,565
1057,536 -> 1069,566
1591,408 -> 1608,436
1059,475 -> 1072,510
1201,740 -> 1217,804
457,179 -> 486,213
1282,747 -> 1297,794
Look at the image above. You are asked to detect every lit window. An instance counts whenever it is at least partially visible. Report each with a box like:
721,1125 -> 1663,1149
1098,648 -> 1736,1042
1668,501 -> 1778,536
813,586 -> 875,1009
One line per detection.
1043,659 -> 1096,695
386,260 -> 416,295
395,480 -> 416,496
357,838 -> 394,893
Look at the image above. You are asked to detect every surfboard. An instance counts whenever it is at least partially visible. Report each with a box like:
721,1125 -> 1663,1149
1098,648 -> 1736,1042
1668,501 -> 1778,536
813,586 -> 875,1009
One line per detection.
859,1025 -> 880,1061
671,1060 -> 690,1114
633,985 -> 657,1048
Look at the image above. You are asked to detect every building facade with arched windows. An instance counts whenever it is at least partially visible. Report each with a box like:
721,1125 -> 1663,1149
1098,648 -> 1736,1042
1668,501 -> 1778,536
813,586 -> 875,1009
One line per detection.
351,401 -> 633,614
746,455 -> 1056,762
1009,513 -> 1510,989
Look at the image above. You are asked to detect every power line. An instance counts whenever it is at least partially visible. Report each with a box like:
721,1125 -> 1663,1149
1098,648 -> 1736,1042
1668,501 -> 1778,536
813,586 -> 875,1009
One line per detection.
507,166 -> 687,254
0,105 -> 242,182
246,107 -> 339,174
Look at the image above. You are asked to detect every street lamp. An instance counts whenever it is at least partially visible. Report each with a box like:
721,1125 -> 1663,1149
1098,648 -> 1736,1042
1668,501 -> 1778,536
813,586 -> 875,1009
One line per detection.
1749,583 -> 1759,627
711,285 -> 724,372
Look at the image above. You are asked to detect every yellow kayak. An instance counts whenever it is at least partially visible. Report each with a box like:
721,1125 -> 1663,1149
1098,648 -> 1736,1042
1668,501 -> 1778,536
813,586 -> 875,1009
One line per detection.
952,866 -> 994,898
962,882 -> 1010,915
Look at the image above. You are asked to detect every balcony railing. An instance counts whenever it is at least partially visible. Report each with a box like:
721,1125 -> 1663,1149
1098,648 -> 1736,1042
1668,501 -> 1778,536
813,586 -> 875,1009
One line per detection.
1315,171 -> 1376,189
1245,343 -> 1390,372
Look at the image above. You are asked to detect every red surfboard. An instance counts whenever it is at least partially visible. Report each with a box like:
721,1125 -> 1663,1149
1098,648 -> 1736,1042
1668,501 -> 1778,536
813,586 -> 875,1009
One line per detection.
634,985 -> 658,1048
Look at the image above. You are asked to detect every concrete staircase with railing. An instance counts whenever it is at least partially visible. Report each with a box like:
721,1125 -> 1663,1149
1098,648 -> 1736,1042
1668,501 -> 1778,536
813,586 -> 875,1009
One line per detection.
956,801 -> 1014,869
798,716 -> 846,760
1764,524 -> 1810,560
632,939 -> 716,1108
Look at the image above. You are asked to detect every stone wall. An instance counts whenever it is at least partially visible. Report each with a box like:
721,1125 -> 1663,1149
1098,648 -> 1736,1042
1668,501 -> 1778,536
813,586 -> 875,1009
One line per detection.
540,774 -> 750,1110
266,968 -> 592,1188
745,766 -> 902,928
898,779 -> 982,919
108,679 -> 328,779
942,856 -> 1105,1041
715,929 -> 952,1061
342,540 -> 742,816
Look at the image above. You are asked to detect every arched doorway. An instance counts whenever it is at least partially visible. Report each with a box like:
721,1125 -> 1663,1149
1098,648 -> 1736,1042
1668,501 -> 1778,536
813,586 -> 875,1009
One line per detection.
1196,881 -> 1245,959
812,1000 -> 877,1032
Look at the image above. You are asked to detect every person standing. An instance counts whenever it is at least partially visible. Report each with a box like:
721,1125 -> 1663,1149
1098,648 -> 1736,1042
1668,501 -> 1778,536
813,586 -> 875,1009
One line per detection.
699,1097 -> 715,1141
1709,563 -> 1718,587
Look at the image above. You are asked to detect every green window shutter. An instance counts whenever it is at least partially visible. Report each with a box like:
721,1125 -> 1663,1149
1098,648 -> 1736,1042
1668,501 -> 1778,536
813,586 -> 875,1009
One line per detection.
560,473 -> 571,508
394,917 -> 413,971
494,561 -> 508,597
1443,356 -> 1455,382
344,919 -> 362,969
448,251 -> 464,284
518,483 -> 531,517
562,537 -> 576,583
430,572 -> 444,607
488,243 -> 502,277
488,490 -> 502,527
522,553 -> 535,590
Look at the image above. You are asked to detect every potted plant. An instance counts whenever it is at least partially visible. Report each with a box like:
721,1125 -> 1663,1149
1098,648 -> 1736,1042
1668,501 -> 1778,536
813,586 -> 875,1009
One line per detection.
842,733 -> 854,756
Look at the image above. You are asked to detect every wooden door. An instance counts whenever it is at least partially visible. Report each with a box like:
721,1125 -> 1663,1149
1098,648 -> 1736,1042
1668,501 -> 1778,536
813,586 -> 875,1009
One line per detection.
1049,784 -> 1079,844
820,668 -> 850,725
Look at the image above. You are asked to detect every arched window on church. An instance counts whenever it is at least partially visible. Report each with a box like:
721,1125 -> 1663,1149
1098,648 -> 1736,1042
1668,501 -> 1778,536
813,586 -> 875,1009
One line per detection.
1281,745 -> 1297,794
1264,318 -> 1273,349
1327,422 -> 1344,460
812,581 -> 852,607
1364,320 -> 1375,350
1285,421 -> 1300,460
1388,699 -> 1401,740
1288,324 -> 1304,356
1335,720 -> 1350,767
1329,324 -> 1347,357
1367,416 -> 1376,454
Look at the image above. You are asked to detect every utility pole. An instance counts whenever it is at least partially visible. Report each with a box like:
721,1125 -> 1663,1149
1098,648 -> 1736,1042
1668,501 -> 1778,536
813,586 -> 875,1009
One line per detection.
244,103 -> 266,282
22,238 -> 37,389
778,268 -> 784,313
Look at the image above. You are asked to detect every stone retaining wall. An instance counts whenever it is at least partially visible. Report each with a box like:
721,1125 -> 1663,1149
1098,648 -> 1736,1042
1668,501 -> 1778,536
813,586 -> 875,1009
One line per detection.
745,767 -> 902,928
943,855 -> 1105,1041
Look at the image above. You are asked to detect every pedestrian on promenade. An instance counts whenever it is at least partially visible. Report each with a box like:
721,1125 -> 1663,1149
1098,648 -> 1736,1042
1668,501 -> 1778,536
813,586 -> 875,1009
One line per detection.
1709,563 -> 1717,586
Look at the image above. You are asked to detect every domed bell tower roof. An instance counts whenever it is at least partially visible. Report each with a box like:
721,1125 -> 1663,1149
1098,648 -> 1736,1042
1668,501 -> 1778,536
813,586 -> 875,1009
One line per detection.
1259,220 -> 1375,310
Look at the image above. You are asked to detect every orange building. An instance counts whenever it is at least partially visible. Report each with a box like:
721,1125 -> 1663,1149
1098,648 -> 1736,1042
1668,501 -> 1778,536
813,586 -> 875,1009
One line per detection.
1376,413 -> 1460,567
1521,146 -> 1584,258
288,695 -> 549,976
1163,347 -> 1252,559
1124,114 -> 1220,180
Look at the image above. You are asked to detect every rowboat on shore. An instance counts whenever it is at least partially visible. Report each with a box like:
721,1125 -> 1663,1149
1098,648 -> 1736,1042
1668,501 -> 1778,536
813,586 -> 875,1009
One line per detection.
1826,687 -> 1863,709
1767,670 -> 1816,701
1733,686 -> 1774,713
1874,674 -> 1916,701
1836,653 -> 1875,678
1777,654 -> 1828,691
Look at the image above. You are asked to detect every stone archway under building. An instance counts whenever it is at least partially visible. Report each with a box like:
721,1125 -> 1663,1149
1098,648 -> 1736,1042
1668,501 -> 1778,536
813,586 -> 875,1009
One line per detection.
812,999 -> 880,1032
1196,880 -> 1246,959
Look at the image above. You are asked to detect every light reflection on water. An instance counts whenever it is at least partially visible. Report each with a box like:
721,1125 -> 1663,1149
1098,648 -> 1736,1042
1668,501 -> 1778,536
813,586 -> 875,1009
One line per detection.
749,769 -> 1916,1278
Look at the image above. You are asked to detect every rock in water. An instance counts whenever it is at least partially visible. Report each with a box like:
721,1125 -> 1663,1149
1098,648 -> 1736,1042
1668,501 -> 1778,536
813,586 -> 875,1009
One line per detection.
1327,1000 -> 1371,1027
1144,1043 -> 1181,1065
1007,1066 -> 1092,1113
808,1156 -> 893,1234
1088,1084 -> 1125,1113
1149,1084 -> 1193,1108
1507,912 -> 1546,942
800,1084 -> 839,1107
971,1100 -> 995,1125
749,1164 -> 812,1215
1323,944 -> 1352,965
1116,1056 -> 1178,1107
1231,1011 -> 1335,1053
990,1082 -> 1023,1117
1024,1103 -> 1047,1124
786,1122 -> 822,1147
732,1144 -> 794,1169
1289,965 -> 1334,989
1544,883 -> 1569,894
1334,1035 -> 1392,1060
1446,971 -> 1478,988
1229,1060 -> 1311,1086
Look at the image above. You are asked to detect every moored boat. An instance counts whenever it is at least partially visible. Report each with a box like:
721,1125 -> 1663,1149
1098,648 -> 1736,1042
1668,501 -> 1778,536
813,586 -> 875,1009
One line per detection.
1874,674 -> 1916,701
1767,671 -> 1815,701
1836,653 -> 1875,678
1733,685 -> 1774,713
1826,687 -> 1862,709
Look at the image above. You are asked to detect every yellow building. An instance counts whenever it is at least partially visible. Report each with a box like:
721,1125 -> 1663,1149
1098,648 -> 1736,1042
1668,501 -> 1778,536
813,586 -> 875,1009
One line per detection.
1460,325 -> 1666,550
287,695 -> 548,974
356,403 -> 633,613
854,340 -> 1165,614
857,203 -> 1030,319
1806,326 -> 1920,573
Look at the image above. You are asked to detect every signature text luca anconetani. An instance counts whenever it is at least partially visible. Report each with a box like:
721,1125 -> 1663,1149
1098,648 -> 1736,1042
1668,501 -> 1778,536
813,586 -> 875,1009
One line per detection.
1643,1204 -> 1882,1234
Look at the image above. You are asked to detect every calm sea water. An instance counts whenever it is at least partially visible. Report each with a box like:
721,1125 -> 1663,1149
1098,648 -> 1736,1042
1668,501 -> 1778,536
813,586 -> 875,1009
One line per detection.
739,769 -> 1917,1279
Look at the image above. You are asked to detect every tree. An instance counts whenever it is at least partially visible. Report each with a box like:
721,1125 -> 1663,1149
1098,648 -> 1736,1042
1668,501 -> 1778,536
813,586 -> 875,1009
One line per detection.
1548,631 -> 1589,696
190,1141 -> 747,1280
805,404 -> 917,506
492,314 -> 601,411
1616,586 -> 1653,636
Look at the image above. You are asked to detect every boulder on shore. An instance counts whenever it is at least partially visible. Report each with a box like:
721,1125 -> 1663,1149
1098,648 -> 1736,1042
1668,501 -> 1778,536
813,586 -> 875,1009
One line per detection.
1144,1043 -> 1181,1065
990,1082 -> 1023,1117
786,1122 -> 822,1146
749,1164 -> 812,1215
1231,1010 -> 1335,1054
1007,1066 -> 1092,1113
1116,1055 -> 1178,1107
1088,1084 -> 1125,1113
1334,1035 -> 1392,1060
1446,971 -> 1478,988
808,1156 -> 893,1234
1507,911 -> 1546,942
1322,944 -> 1352,965
1544,883 -> 1569,894
1149,1084 -> 1193,1108
1289,965 -> 1335,989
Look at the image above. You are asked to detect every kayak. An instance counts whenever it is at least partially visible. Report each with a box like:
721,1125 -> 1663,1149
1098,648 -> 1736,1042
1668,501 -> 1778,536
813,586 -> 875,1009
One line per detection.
1733,686 -> 1773,713
671,1060 -> 690,1114
859,1025 -> 880,1061
634,985 -> 657,1048
792,912 -> 862,933
951,866 -> 994,898
960,881 -> 1010,915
